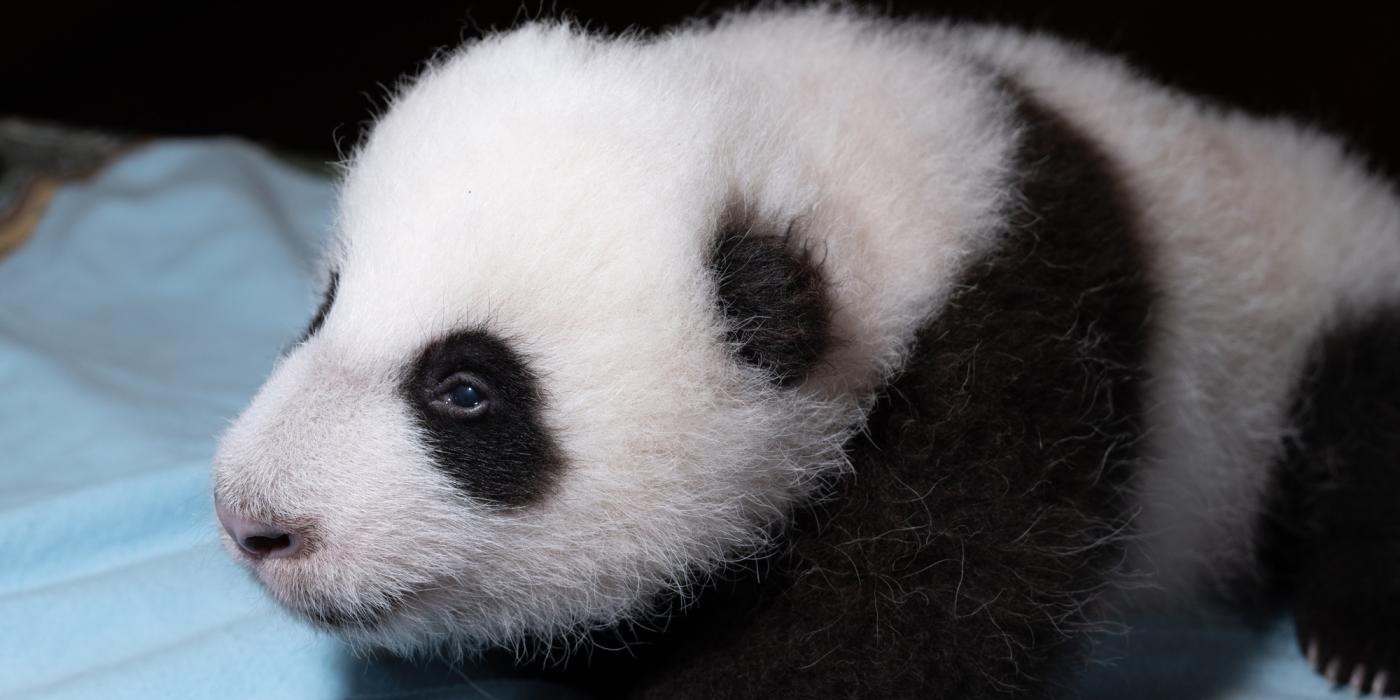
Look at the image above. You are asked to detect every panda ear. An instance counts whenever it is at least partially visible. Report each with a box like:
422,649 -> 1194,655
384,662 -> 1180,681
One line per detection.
707,209 -> 831,387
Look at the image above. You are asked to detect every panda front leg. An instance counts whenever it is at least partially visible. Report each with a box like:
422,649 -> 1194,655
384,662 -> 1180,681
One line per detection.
1265,311 -> 1400,696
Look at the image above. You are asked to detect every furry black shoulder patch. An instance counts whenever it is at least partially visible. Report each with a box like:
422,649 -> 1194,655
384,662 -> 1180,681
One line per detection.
707,211 -> 831,387
400,329 -> 562,507
653,82 -> 1155,699
555,84 -> 1158,699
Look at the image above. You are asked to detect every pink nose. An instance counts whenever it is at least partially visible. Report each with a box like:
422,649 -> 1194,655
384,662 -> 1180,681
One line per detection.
216,500 -> 305,559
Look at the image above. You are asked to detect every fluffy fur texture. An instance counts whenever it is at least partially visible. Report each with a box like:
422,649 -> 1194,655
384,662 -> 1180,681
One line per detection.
566,86 -> 1153,699
211,7 -> 1400,697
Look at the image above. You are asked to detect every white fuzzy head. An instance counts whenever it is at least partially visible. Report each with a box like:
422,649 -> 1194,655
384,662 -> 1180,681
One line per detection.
212,21 -> 866,655
212,7 -> 1016,655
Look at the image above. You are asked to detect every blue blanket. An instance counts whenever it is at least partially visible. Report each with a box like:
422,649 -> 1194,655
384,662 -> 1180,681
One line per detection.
0,140 -> 1339,699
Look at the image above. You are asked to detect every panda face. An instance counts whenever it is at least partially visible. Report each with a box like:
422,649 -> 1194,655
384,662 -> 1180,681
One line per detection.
210,26 -> 861,653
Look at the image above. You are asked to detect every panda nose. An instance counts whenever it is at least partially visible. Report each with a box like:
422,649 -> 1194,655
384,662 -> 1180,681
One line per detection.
215,501 -> 306,560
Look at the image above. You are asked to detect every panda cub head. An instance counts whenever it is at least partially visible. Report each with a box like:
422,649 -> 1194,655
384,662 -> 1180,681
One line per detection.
211,24 -> 865,654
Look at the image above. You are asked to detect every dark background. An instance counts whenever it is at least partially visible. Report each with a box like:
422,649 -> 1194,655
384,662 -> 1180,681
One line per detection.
3,2 -> 1397,177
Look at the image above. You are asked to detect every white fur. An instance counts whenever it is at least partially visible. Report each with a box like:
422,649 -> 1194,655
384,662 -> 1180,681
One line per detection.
212,7 -> 1400,655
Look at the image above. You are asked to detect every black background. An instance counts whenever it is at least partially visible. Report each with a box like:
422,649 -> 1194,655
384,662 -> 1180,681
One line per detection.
3,2 -> 1397,177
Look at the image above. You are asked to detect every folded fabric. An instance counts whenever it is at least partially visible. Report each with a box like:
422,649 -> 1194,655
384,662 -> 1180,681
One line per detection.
0,137 -> 1335,699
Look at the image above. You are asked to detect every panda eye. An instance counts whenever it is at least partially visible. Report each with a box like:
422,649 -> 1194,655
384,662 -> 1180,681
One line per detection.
430,374 -> 491,418
448,385 -> 482,407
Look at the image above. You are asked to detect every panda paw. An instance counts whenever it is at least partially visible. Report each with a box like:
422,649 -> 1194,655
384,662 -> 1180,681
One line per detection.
1296,605 -> 1400,696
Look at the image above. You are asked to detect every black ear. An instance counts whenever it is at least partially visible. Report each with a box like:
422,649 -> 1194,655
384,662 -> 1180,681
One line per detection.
708,212 -> 831,387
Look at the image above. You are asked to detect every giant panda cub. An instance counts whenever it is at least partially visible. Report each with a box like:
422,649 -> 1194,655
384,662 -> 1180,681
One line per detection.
211,8 -> 1400,698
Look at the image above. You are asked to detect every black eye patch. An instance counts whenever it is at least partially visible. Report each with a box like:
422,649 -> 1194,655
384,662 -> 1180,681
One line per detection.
300,270 -> 339,342
401,329 -> 562,507
708,213 -> 832,387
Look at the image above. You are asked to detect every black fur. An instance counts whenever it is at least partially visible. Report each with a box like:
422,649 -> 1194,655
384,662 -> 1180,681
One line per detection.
401,329 -> 562,507
1256,309 -> 1400,695
514,84 -> 1154,698
300,270 -> 339,341
708,213 -> 831,387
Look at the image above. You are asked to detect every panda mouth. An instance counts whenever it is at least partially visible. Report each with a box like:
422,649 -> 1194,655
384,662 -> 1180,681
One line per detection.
297,591 -> 410,631
305,605 -> 389,629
